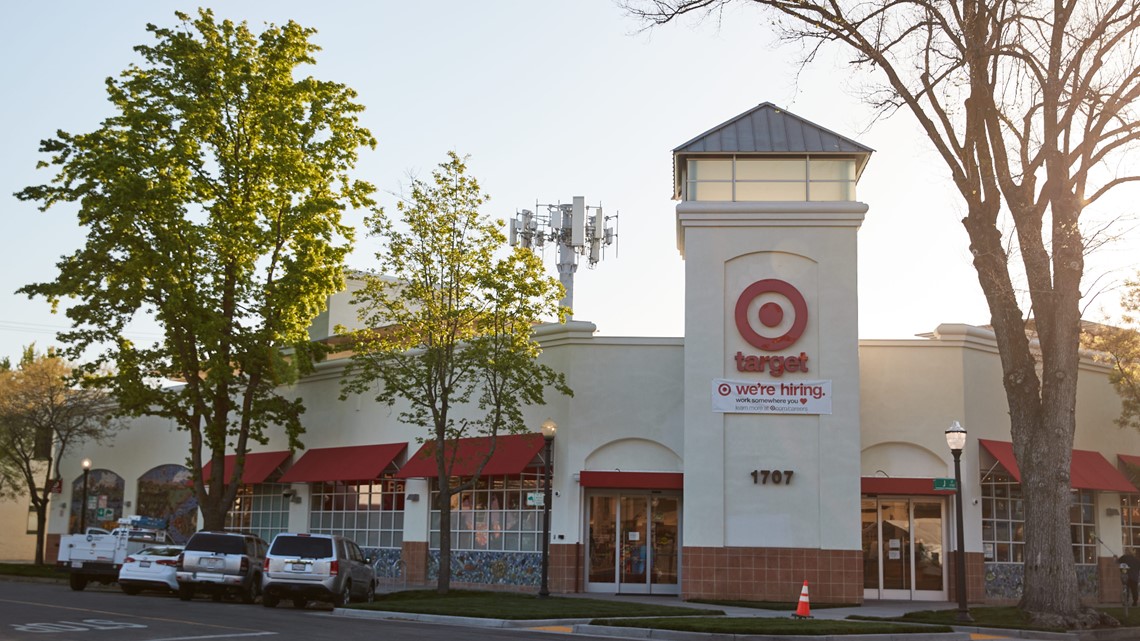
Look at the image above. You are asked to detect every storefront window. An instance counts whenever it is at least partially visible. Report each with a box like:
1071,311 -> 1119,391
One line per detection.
1124,494 -> 1140,550
981,472 -> 1023,563
684,157 -> 857,202
1071,489 -> 1096,564
226,483 -> 290,543
429,473 -> 544,552
308,478 -> 405,548
982,472 -> 1095,564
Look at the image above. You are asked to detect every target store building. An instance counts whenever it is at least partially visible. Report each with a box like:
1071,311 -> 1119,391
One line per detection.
35,103 -> 1140,606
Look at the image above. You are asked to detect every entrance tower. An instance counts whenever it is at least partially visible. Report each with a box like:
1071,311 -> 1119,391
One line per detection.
674,103 -> 872,604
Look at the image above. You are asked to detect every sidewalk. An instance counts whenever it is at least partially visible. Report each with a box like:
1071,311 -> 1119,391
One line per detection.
341,590 -> 1134,641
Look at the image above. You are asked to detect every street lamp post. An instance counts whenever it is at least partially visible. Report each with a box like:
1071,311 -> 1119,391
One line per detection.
945,421 -> 973,623
539,418 -> 557,598
79,458 -> 92,534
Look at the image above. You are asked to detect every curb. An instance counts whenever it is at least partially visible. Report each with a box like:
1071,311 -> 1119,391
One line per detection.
328,607 -> 593,628
573,624 -> 970,641
330,609 -> 973,641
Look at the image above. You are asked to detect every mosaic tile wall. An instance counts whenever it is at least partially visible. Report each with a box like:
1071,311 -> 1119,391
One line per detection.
983,563 -> 1098,599
366,547 -> 405,579
426,550 -> 542,586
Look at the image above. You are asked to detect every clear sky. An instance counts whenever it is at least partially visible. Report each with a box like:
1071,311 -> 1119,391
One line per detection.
3,1 -> 1136,365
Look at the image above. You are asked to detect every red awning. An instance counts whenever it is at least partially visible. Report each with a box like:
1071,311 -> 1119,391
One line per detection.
579,471 -> 683,490
980,440 -> 1137,492
396,433 -> 546,479
1071,449 -> 1137,493
861,477 -> 956,496
201,451 -> 290,485
278,443 -> 406,483
979,439 -> 1021,481
1120,454 -> 1140,468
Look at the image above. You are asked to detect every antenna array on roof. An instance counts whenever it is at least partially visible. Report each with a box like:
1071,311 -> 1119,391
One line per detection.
508,196 -> 618,319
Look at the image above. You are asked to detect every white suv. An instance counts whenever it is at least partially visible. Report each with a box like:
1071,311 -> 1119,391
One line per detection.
261,533 -> 376,609
176,531 -> 267,603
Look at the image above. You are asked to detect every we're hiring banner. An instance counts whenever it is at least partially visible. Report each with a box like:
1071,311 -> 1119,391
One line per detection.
711,378 -> 833,415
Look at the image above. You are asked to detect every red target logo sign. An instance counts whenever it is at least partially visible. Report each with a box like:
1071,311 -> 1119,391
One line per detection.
734,279 -> 808,351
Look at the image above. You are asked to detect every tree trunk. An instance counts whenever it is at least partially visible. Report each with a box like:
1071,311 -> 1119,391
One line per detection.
34,505 -> 47,565
437,486 -> 451,594
198,484 -> 228,531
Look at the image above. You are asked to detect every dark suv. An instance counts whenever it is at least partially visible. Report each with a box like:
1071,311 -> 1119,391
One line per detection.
176,531 -> 268,603
262,533 -> 376,609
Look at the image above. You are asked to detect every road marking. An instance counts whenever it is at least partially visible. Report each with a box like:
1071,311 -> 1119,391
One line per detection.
529,626 -> 573,632
0,598 -> 267,634
969,634 -> 1011,640
142,629 -> 278,634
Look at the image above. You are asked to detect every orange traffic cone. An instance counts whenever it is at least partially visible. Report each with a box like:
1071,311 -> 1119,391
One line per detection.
792,579 -> 813,619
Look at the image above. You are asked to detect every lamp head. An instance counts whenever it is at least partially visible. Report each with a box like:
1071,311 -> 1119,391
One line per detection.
945,420 -> 967,452
540,418 -> 557,441
81,458 -> 92,471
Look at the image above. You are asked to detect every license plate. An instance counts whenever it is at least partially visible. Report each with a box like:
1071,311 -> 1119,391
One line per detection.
203,558 -> 222,569
291,563 -> 307,572
139,561 -> 151,568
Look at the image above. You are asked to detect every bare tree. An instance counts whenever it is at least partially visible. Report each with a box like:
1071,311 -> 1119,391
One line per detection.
627,0 -> 1140,626
0,347 -> 121,564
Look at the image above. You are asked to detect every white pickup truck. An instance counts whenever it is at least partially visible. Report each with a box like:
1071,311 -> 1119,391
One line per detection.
57,516 -> 172,591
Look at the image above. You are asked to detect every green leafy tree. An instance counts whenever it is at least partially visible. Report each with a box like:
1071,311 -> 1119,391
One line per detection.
341,152 -> 572,594
1083,277 -> 1140,433
0,347 -> 121,564
15,10 -> 376,530
628,0 -> 1140,625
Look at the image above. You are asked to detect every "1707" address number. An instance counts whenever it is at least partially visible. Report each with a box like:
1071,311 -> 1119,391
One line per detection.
750,469 -> 794,485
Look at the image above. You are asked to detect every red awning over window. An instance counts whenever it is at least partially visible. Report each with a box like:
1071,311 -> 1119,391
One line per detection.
578,471 -> 683,490
396,433 -> 546,479
860,477 -> 956,496
980,439 -> 1137,492
278,443 -> 406,483
1071,449 -> 1138,492
1120,454 -> 1140,468
979,439 -> 1021,481
201,451 -> 290,485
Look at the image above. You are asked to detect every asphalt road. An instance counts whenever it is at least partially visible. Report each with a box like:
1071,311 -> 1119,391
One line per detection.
0,580 -> 586,641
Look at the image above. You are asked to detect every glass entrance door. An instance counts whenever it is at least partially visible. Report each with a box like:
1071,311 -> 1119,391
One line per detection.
862,497 -> 947,601
586,493 -> 680,594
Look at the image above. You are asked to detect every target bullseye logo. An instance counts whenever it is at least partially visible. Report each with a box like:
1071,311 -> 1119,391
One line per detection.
734,279 -> 808,351
717,383 -> 732,396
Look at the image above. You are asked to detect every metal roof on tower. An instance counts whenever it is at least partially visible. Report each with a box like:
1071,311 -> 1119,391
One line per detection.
674,102 -> 874,155
673,102 -> 874,200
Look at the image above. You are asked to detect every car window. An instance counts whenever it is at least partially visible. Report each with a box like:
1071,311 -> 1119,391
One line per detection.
185,533 -> 246,554
270,536 -> 333,558
139,546 -> 182,557
349,542 -> 362,562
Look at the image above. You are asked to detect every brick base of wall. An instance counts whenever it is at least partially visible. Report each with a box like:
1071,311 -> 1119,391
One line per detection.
399,541 -> 428,586
946,550 -> 985,603
681,546 -> 862,604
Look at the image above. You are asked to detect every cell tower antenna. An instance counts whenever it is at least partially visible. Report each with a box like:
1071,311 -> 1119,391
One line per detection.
507,197 -> 618,319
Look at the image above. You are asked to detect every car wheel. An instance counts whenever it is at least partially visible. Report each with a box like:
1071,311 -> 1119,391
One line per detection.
240,578 -> 259,604
334,581 -> 351,608
120,585 -> 142,596
178,585 -> 194,601
68,574 -> 87,592
292,598 -> 307,609
262,594 -> 279,608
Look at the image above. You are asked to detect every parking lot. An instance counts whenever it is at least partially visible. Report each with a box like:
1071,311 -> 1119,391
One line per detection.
0,579 -> 573,641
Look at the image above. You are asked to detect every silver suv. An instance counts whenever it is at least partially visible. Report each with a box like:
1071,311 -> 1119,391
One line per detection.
261,533 -> 376,609
176,531 -> 268,603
